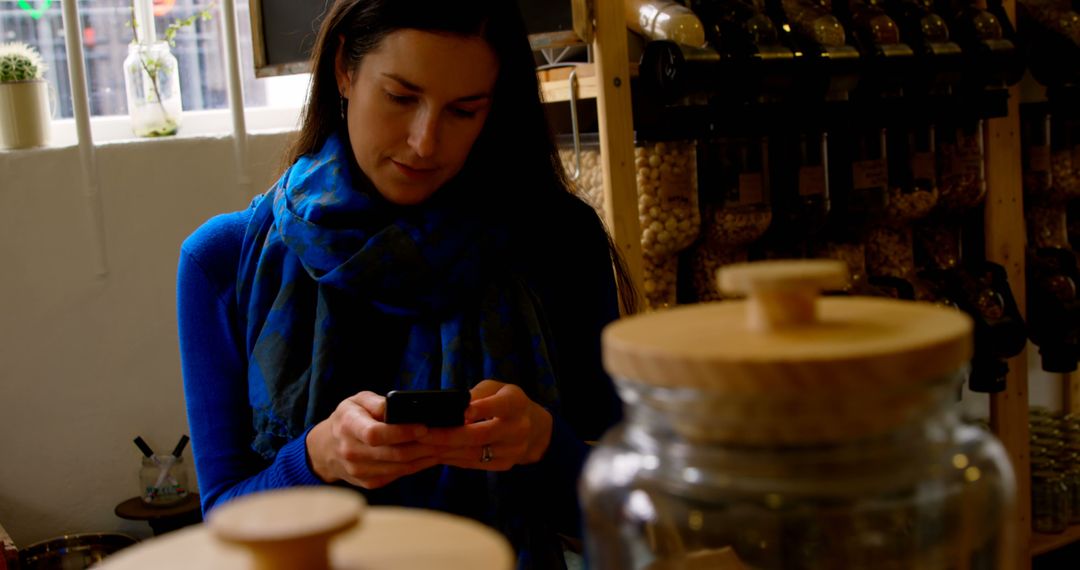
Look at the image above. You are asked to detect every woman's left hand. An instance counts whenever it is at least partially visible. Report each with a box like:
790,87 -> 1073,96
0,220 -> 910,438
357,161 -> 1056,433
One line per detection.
417,380 -> 553,471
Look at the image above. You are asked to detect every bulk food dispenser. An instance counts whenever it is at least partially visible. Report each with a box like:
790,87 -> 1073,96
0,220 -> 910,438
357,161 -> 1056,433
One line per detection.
816,123 -> 918,298
688,136 -> 773,302
864,123 -> 941,301
637,138 -> 702,310
582,260 -> 1016,569
911,116 -> 1027,393
1022,106 -> 1080,372
767,0 -> 861,101
761,131 -> 831,260
1016,0 -> 1080,373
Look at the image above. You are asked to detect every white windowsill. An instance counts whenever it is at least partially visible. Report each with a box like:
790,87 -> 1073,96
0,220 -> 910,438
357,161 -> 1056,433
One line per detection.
1,105 -> 303,154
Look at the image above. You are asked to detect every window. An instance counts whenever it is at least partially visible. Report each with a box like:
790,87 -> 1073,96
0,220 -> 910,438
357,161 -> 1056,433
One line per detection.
0,0 -> 306,121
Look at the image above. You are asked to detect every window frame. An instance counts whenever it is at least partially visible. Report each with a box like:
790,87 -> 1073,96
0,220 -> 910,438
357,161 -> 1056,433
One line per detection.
0,0 -> 307,153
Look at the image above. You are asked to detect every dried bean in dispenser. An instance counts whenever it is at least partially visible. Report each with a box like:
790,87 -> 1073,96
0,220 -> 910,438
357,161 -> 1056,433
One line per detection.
1027,204 -> 1070,249
935,121 -> 986,211
866,226 -> 916,279
642,254 -> 679,311
689,245 -> 747,303
916,222 -> 960,271
557,134 -> 605,218
1023,111 -> 1056,203
697,137 -> 772,247
814,241 -> 869,292
885,125 -> 939,223
635,141 -> 701,260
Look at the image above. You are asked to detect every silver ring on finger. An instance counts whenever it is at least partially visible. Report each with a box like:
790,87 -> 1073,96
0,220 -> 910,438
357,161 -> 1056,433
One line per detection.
480,444 -> 494,464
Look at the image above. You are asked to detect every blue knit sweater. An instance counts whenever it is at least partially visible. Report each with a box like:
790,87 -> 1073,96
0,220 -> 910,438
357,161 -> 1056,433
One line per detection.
177,192 -> 622,566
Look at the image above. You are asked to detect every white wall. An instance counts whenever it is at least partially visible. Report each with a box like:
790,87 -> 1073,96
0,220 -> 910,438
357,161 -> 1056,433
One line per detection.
0,130 -> 292,546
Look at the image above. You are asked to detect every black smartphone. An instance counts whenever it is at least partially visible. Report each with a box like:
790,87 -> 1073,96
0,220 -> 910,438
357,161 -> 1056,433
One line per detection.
384,389 -> 471,427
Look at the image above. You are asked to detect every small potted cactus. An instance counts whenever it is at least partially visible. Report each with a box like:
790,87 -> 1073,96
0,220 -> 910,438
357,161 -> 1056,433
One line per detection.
0,42 -> 50,149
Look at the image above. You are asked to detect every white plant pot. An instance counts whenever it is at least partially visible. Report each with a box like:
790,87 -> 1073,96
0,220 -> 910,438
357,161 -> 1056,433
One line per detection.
0,79 -> 51,150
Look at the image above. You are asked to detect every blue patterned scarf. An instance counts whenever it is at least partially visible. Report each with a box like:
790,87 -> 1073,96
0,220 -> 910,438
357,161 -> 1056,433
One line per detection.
235,133 -> 560,459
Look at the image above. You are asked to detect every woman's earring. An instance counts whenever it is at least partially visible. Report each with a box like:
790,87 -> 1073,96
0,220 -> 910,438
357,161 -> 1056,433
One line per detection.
339,96 -> 346,121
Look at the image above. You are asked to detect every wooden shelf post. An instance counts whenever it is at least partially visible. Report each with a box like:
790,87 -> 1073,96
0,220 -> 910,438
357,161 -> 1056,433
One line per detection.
1065,372 -> 1080,414
591,0 -> 644,311
983,0 -> 1032,559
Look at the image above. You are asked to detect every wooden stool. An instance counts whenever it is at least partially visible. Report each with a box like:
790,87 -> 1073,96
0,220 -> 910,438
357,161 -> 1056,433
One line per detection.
114,494 -> 202,536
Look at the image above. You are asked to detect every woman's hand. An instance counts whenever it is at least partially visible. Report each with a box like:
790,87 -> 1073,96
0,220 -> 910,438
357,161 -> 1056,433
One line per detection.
306,391 -> 443,489
419,380 -> 554,471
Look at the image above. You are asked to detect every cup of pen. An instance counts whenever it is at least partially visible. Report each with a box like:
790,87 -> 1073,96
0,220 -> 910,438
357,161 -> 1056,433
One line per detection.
135,435 -> 190,507
140,454 -> 188,506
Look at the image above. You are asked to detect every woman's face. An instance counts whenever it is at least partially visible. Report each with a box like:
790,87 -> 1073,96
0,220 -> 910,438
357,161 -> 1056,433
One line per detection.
336,29 -> 499,206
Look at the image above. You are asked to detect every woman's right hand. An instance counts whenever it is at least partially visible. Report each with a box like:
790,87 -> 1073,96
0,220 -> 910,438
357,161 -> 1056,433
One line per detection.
305,391 -> 442,489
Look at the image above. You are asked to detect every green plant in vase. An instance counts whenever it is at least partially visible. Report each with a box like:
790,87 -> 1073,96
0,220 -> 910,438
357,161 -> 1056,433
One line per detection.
0,42 -> 52,149
125,1 -> 215,137
0,42 -> 46,82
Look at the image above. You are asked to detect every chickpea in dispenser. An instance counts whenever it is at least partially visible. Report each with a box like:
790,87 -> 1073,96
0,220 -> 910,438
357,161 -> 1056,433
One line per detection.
635,138 -> 701,310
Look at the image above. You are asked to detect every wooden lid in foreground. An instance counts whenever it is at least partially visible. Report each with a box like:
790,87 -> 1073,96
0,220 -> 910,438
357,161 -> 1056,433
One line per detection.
99,502 -> 514,570
603,259 -> 973,395
206,487 -> 364,570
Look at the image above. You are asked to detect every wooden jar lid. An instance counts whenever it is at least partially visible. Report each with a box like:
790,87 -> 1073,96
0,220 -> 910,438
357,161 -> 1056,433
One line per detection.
99,490 -> 514,570
206,487 -> 364,570
603,260 -> 973,442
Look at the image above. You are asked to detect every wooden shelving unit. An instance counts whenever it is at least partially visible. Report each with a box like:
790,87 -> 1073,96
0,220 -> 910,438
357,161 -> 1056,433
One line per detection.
984,0 -> 1031,563
538,64 -> 599,103
540,0 -> 1075,566
1030,525 -> 1080,557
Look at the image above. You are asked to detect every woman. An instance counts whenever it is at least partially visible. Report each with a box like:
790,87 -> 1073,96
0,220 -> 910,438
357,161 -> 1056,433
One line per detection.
176,0 -> 634,567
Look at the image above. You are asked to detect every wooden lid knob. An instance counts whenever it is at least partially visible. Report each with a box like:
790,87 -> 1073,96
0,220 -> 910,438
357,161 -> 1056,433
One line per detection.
206,487 -> 365,570
718,260 -> 848,331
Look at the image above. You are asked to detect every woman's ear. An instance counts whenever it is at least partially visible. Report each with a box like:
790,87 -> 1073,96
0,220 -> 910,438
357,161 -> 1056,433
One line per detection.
334,34 -> 351,96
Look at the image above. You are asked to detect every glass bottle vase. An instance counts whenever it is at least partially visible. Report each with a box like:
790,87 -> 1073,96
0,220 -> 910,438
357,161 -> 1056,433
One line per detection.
123,41 -> 183,137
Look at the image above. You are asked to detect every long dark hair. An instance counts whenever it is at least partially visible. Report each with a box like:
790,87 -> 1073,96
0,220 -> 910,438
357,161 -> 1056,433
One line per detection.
285,0 -> 637,314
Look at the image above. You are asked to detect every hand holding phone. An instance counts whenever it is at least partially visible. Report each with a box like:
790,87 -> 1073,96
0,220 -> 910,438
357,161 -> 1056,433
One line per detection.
385,389 -> 471,427
306,391 -> 444,490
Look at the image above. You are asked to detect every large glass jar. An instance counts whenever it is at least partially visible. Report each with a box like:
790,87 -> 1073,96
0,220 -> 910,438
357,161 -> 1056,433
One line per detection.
583,260 -> 1016,569
1032,469 -> 1070,534
124,41 -> 183,137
